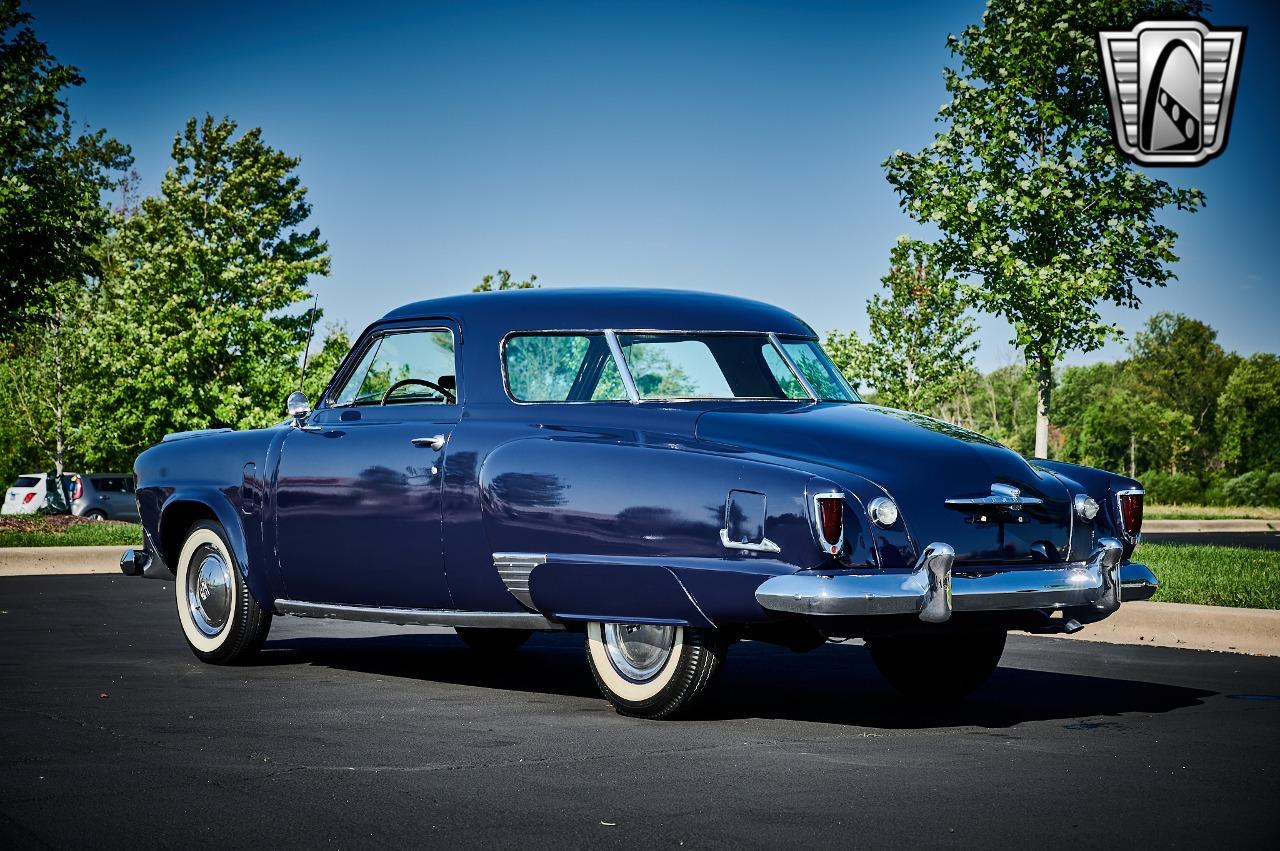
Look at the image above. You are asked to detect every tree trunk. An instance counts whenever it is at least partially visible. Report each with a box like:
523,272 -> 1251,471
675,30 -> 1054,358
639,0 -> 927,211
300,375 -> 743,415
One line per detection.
1129,431 -> 1137,479
1034,354 -> 1052,459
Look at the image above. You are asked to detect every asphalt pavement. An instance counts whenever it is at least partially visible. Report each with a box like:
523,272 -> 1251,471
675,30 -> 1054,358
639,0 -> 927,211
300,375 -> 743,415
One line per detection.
1,574 -> 1278,849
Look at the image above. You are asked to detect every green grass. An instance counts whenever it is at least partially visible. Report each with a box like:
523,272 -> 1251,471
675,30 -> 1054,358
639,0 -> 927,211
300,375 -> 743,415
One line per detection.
0,519 -> 142,548
1138,541 -> 1280,609
1145,504 -> 1280,521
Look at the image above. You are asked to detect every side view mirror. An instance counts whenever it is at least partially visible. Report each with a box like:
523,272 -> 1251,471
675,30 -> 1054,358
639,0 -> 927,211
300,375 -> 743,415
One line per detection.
286,391 -> 311,425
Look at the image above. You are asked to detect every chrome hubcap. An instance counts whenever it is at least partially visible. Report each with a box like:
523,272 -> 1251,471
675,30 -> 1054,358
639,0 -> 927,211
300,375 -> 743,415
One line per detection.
186,548 -> 232,636
602,623 -> 675,683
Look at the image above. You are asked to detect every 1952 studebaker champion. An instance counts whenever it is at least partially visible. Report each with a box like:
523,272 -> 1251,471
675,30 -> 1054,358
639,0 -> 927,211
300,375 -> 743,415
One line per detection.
121,288 -> 1157,718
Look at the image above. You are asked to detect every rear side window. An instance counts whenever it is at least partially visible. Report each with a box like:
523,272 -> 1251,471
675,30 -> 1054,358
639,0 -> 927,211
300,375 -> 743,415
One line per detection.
13,476 -> 40,488
504,334 -> 627,402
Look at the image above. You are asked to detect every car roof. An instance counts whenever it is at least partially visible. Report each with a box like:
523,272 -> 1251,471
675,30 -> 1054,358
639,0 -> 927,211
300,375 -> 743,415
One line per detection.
379,288 -> 816,338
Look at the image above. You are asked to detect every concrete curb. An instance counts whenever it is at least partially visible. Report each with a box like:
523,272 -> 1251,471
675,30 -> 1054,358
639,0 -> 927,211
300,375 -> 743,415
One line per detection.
1144,519 -> 1277,533
0,546 -> 127,576
1036,600 -> 1280,657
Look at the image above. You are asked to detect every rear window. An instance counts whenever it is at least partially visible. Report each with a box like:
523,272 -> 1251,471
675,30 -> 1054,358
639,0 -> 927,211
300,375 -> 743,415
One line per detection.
13,476 -> 40,488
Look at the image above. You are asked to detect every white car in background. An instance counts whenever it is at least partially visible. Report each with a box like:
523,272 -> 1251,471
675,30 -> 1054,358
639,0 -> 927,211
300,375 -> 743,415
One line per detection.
2,473 -> 67,515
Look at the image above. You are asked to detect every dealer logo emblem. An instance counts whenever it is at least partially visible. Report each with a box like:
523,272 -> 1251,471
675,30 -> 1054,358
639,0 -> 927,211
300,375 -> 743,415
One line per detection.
1098,19 -> 1246,166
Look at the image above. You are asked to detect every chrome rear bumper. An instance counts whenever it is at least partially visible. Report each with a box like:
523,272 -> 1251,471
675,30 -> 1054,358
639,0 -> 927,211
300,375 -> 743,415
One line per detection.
754,537 -> 1157,624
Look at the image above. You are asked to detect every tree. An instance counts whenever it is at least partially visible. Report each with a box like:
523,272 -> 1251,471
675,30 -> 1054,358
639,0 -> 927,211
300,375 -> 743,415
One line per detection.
0,0 -> 130,335
1216,354 -> 1280,475
300,325 -> 352,403
826,238 -> 976,414
1128,312 -> 1239,472
0,279 -> 91,476
473,269 -> 538,292
883,0 -> 1206,458
81,116 -> 329,469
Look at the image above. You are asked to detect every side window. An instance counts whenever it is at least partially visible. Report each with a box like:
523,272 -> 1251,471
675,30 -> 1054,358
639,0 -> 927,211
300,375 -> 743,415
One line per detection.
504,334 -> 627,402
332,329 -> 457,406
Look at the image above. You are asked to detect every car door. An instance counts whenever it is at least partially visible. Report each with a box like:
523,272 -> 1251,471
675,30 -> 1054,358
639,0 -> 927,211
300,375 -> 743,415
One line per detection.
272,325 -> 460,609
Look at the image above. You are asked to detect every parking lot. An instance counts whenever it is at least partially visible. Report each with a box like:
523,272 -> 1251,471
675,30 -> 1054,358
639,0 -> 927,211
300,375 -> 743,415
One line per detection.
1,574 -> 1278,848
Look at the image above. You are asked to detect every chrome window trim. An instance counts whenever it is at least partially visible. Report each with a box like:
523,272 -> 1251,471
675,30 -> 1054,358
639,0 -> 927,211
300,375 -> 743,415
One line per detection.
767,332 -> 818,401
603,329 -> 641,403
325,325 -> 459,410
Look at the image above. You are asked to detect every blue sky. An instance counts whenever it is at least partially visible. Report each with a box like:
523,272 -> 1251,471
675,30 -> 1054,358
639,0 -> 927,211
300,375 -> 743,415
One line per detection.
29,0 -> 1279,371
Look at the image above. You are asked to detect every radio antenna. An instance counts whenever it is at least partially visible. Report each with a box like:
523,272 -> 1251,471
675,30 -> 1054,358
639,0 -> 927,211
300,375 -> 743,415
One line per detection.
298,293 -> 320,391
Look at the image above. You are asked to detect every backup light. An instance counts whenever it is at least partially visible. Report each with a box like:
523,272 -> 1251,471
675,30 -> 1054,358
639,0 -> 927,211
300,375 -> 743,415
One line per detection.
1073,494 -> 1100,522
868,496 -> 899,528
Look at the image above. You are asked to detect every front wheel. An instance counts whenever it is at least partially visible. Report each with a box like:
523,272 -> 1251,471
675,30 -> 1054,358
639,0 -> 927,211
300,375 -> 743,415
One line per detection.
866,630 -> 1006,702
586,622 -> 725,719
174,520 -> 271,665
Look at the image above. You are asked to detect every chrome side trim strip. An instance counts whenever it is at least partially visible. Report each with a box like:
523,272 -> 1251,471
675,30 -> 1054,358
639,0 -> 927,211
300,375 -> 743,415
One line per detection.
493,552 -> 546,610
274,600 -> 563,630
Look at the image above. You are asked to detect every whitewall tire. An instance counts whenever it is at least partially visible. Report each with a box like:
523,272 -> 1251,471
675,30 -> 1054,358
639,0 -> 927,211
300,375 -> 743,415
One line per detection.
174,520 -> 271,664
585,622 -> 725,719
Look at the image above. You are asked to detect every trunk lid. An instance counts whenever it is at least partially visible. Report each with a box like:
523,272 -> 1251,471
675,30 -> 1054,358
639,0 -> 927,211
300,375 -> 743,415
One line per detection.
696,404 -> 1073,565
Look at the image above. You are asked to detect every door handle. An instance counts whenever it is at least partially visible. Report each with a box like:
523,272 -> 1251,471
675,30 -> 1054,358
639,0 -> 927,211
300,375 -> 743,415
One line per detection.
411,434 -> 447,450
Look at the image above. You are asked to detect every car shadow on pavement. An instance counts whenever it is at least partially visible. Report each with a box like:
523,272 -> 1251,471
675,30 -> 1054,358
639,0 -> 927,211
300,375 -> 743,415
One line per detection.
256,631 -> 1215,729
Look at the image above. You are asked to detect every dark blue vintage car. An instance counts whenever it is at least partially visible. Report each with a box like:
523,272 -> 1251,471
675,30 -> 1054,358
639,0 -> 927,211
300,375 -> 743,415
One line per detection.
121,288 -> 1156,718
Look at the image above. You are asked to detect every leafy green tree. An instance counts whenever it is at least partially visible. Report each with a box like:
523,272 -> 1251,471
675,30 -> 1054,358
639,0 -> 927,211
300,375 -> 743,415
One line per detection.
81,116 -> 329,468
473,269 -> 538,292
1128,312 -> 1239,472
0,279 -> 92,476
1069,395 -> 1194,477
884,0 -> 1206,458
1217,354 -> 1280,475
0,0 -> 130,335
826,238 -> 976,414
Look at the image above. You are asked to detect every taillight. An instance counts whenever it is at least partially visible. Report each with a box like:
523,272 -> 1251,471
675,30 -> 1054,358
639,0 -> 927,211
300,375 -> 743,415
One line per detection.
814,493 -> 844,555
23,493 -> 36,504
1116,489 -> 1144,541
71,476 -> 83,502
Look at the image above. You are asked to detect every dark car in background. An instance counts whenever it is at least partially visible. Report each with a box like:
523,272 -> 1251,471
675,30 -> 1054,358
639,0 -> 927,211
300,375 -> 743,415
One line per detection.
70,474 -> 139,521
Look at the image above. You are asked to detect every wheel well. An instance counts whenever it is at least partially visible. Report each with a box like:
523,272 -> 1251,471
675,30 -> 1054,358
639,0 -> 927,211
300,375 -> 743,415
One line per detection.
159,501 -> 219,568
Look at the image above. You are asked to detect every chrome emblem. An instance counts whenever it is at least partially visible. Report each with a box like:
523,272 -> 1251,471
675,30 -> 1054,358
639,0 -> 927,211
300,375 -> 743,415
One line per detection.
1098,19 -> 1246,166
944,483 -> 1042,513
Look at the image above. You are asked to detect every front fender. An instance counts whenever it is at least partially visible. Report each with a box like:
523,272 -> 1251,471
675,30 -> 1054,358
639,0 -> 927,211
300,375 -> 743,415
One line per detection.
158,488 -> 270,605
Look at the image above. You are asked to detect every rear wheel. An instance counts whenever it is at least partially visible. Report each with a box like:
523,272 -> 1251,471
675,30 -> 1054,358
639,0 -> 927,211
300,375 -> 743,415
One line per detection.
866,630 -> 1006,702
586,622 -> 725,719
455,627 -> 532,654
174,520 -> 271,664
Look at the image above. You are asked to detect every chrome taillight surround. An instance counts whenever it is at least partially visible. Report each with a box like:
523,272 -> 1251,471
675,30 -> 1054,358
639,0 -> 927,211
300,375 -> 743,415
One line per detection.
812,492 -> 845,556
1114,487 -> 1145,544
